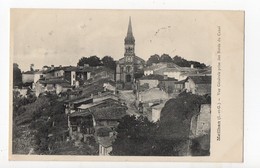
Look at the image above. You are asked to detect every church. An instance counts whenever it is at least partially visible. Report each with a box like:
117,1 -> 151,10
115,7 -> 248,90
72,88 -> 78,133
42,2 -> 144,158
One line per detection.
116,17 -> 145,89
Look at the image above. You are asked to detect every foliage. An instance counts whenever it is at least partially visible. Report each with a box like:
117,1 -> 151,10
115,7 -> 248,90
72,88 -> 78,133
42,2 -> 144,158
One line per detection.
159,92 -> 209,139
13,63 -> 22,87
172,55 -> 206,69
160,53 -> 173,62
101,56 -> 116,71
190,134 -> 210,156
146,54 -> 207,69
77,56 -> 102,67
110,115 -> 186,156
146,54 -> 160,66
110,115 -> 157,156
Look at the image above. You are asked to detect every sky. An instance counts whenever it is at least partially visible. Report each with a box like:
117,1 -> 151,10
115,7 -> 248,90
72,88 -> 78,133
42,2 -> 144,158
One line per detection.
11,9 -> 213,71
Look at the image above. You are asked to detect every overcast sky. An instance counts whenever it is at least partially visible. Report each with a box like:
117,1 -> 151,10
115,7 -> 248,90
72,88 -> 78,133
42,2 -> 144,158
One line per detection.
11,9 -> 213,71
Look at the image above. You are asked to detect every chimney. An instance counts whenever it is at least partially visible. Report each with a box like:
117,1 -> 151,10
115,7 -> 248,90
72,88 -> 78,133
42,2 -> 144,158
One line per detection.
191,64 -> 194,69
59,65 -> 62,68
51,65 -> 54,70
163,75 -> 168,80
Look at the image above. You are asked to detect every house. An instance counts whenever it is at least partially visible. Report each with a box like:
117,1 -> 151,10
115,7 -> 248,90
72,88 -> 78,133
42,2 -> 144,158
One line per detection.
35,78 -> 72,97
173,79 -> 186,94
92,66 -> 115,82
64,66 -> 78,86
76,65 -> 92,84
184,76 -> 211,95
143,63 -> 169,76
45,65 -> 65,79
22,71 -> 34,84
150,102 -> 166,122
68,106 -> 126,147
97,129 -> 116,156
32,70 -> 46,89
158,76 -> 178,94
64,96 -> 94,114
138,74 -> 164,89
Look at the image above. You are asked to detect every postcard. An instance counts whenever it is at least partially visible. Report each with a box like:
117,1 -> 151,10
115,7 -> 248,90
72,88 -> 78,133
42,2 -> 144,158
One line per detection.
10,9 -> 244,162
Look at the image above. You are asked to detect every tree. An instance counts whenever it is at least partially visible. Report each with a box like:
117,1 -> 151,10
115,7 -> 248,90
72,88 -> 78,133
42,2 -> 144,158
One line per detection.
146,54 -> 160,66
13,63 -> 22,87
110,115 -> 158,156
77,56 -> 102,67
101,56 -> 116,71
172,55 -> 206,69
111,115 -> 185,156
159,92 -> 208,140
160,54 -> 173,62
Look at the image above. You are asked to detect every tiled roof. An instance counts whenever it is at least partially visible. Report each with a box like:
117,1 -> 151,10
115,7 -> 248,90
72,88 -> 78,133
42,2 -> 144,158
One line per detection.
70,106 -> 126,120
160,77 -> 177,81
22,71 -> 34,74
139,74 -> 164,80
188,76 -> 211,84
39,78 -> 69,85
93,107 -> 126,120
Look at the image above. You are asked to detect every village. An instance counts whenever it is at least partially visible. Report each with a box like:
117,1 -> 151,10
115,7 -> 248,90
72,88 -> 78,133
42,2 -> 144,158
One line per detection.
12,18 -> 212,156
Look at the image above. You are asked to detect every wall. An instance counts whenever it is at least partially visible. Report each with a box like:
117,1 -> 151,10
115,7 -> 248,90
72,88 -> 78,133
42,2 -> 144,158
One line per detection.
99,145 -> 112,156
22,74 -> 34,84
185,78 -> 196,94
139,79 -> 159,89
190,104 -> 211,138
163,71 -> 181,80
151,108 -> 161,122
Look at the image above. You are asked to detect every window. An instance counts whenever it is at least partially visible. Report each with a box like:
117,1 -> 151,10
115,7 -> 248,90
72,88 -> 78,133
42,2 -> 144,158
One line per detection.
126,66 -> 131,73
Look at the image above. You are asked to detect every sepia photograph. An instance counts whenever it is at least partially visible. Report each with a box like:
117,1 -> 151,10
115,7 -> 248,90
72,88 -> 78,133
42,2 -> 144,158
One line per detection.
10,9 -> 243,161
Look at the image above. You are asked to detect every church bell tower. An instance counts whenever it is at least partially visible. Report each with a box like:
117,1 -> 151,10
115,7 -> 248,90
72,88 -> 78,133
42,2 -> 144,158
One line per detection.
123,17 -> 135,83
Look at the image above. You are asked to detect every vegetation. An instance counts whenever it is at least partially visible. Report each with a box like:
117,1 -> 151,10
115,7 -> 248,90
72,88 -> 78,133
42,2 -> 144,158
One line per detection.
146,54 -> 207,69
111,92 -> 211,156
77,55 -> 116,72
13,63 -> 22,87
12,93 -> 68,154
111,115 -> 185,156
159,92 -> 210,139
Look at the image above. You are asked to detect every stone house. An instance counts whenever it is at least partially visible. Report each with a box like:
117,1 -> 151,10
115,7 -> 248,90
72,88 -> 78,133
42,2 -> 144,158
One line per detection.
68,106 -> 126,154
91,66 -> 115,82
138,74 -> 164,89
158,76 -> 178,94
35,78 -> 72,97
184,76 -> 212,95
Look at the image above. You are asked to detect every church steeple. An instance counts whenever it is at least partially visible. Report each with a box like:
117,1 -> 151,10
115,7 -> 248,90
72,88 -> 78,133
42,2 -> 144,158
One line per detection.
125,17 -> 135,45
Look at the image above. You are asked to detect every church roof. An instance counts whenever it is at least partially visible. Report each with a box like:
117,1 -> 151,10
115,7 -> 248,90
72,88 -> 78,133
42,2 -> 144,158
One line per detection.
124,17 -> 135,44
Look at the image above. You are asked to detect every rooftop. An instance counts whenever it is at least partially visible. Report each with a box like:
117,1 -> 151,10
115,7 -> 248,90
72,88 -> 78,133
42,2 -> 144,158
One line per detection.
70,106 -> 126,120
139,74 -> 164,80
188,76 -> 212,84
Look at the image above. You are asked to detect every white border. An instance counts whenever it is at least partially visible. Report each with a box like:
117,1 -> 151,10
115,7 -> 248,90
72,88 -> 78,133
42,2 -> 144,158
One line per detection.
1,0 -> 259,167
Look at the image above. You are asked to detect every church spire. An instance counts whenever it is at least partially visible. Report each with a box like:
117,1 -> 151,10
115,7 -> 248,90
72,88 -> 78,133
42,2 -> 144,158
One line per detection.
127,17 -> 133,36
125,17 -> 135,44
